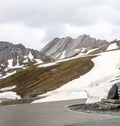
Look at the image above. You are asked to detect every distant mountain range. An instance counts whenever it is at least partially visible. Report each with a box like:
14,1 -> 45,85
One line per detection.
0,42 -> 52,78
41,34 -> 108,59
41,34 -> 120,59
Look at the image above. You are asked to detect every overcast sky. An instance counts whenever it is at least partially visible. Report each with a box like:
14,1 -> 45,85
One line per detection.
0,0 -> 120,50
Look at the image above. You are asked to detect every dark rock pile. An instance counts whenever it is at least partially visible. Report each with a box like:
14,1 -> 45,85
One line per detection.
69,99 -> 120,116
95,99 -> 120,110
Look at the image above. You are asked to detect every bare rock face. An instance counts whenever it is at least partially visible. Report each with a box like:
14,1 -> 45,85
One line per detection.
41,34 -> 108,59
107,84 -> 119,99
0,41 -> 52,78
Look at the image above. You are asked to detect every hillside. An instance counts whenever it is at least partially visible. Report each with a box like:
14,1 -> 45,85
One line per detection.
0,55 -> 94,100
0,41 -> 53,78
33,49 -> 120,103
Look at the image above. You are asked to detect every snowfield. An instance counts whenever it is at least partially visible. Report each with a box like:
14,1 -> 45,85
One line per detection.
0,71 -> 17,79
32,50 -> 120,104
0,85 -> 16,91
39,62 -> 57,68
107,43 -> 118,50
0,91 -> 21,100
0,86 -> 20,100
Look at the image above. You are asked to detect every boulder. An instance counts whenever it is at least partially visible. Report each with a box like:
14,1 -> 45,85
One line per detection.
107,84 -> 119,99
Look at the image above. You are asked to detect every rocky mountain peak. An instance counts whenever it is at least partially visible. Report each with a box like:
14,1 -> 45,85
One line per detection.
0,42 -> 52,78
41,34 -> 108,59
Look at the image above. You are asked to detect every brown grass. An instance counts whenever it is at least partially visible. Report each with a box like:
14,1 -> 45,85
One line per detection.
0,56 -> 95,98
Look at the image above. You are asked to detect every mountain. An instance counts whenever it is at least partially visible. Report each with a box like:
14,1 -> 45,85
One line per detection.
0,48 -> 120,104
0,41 -> 53,78
41,34 -> 108,59
0,36 -> 120,105
0,54 -> 94,100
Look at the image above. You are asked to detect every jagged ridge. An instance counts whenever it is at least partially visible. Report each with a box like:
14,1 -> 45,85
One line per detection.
41,34 -> 108,59
0,41 -> 53,78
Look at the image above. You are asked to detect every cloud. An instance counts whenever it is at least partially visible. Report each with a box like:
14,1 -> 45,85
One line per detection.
0,0 -> 120,49
0,23 -> 46,49
0,0 -> 112,27
42,23 -> 66,42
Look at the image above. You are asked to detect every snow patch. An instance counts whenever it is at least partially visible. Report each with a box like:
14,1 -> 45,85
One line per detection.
0,91 -> 21,99
33,90 -> 87,103
35,59 -> 43,64
81,48 -> 87,53
0,85 -> 16,91
23,58 -> 29,63
59,50 -> 66,59
39,62 -> 57,68
8,59 -> 13,68
56,53 -> 61,58
1,64 -> 5,67
75,49 -> 80,53
16,56 -> 19,66
28,51 -> 34,60
86,48 -> 99,54
107,43 -> 118,50
7,58 -> 23,69
1,71 -> 16,79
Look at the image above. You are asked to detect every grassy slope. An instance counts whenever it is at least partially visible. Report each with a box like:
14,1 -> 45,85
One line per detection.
0,56 -> 95,98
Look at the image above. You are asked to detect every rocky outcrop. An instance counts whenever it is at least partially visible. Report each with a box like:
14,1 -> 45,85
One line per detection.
107,84 -> 119,99
0,41 -> 52,78
41,34 -> 108,59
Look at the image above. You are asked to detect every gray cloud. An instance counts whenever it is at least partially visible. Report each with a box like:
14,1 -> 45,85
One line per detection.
42,23 -> 66,42
0,0 -> 120,49
0,0 -> 120,26
0,0 -> 106,26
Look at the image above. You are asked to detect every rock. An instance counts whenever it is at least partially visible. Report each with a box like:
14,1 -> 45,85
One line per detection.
101,99 -> 120,104
98,102 -> 120,110
0,41 -> 53,78
107,84 -> 119,99
41,34 -> 108,59
96,99 -> 120,110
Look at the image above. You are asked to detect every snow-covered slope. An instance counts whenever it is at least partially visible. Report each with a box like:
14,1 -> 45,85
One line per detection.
0,53 -> 94,101
33,50 -> 120,103
0,42 -> 52,78
106,41 -> 120,51
0,41 -> 120,103
107,43 -> 118,50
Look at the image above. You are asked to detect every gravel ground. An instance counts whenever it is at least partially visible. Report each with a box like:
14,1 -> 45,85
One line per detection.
69,103 -> 120,116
